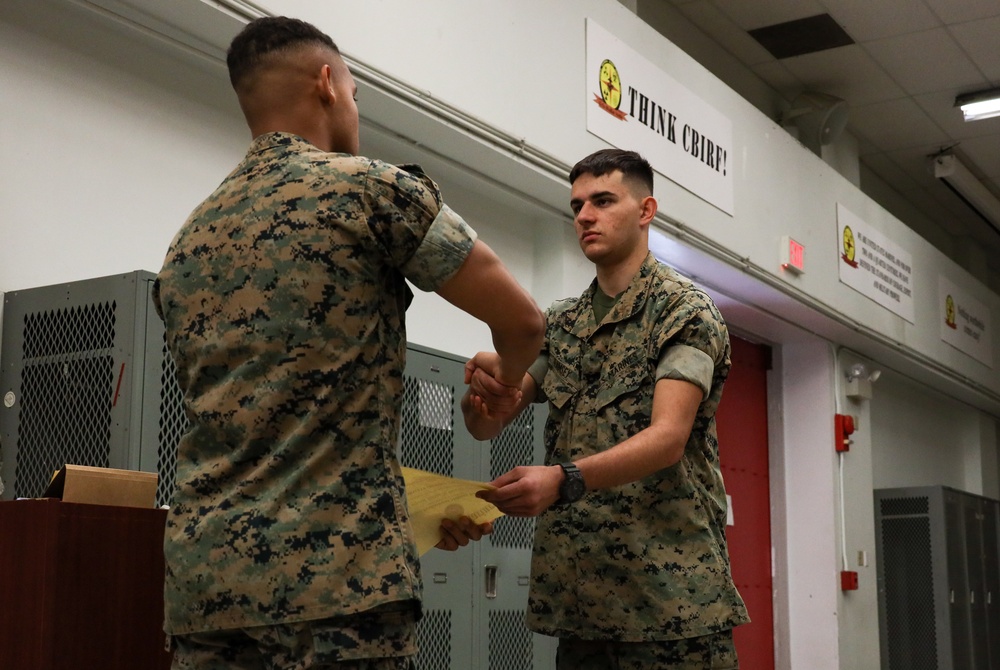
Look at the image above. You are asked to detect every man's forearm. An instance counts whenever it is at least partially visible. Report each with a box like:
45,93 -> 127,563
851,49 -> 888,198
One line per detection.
491,309 -> 544,386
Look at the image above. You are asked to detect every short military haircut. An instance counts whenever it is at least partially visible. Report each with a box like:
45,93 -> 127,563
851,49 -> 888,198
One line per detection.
227,16 -> 339,92
569,149 -> 654,196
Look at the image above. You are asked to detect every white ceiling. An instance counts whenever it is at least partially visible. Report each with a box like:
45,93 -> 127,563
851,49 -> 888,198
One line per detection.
642,0 -> 1000,283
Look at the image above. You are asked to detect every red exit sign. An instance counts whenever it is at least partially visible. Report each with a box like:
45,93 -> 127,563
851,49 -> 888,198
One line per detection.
781,236 -> 805,274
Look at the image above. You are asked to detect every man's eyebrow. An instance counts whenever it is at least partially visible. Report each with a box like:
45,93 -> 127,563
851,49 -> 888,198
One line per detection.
571,190 -> 617,203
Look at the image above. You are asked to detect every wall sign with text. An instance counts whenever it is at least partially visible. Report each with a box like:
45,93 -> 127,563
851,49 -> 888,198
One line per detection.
939,275 -> 993,368
586,19 -> 734,216
837,204 -> 915,323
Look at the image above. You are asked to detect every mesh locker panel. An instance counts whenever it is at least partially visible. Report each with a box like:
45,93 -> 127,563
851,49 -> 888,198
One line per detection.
400,376 -> 454,476
490,409 -> 536,550
489,609 -> 533,670
414,609 -> 451,670
156,337 -> 186,507
881,496 -> 930,516
881,514 -> 937,670
13,303 -> 117,498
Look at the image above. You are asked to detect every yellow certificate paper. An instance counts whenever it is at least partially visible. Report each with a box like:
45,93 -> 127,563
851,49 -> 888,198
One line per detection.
402,467 -> 504,555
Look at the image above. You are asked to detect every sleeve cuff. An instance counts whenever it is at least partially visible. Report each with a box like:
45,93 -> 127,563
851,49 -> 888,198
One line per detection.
401,204 -> 478,292
655,344 -> 714,399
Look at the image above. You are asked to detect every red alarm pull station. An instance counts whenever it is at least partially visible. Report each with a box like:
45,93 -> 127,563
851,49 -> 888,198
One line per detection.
841,570 -> 859,591
835,414 -> 855,452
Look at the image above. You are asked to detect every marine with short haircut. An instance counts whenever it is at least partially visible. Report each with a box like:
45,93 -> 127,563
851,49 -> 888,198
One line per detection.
465,148 -> 748,668
155,15 -> 543,669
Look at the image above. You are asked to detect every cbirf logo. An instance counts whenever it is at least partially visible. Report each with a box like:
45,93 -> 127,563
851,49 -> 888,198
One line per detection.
595,59 -> 627,120
841,225 -> 858,268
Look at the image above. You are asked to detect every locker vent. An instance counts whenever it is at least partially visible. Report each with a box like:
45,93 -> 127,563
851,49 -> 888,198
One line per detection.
400,376 -> 454,476
156,337 -> 186,507
490,409 -> 536,550
414,608 -> 451,670
880,496 -> 929,516
489,609 -> 533,669
881,515 -> 937,669
13,303 -> 117,498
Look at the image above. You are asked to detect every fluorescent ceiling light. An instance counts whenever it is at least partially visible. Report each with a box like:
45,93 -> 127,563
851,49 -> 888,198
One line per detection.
931,153 -> 1000,232
956,88 -> 1000,122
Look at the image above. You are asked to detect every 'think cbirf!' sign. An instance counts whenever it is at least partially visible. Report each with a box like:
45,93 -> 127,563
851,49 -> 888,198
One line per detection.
585,19 -> 734,216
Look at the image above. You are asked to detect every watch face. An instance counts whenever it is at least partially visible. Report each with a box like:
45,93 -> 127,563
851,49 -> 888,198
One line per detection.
560,468 -> 586,503
564,476 -> 586,501
599,59 -> 622,110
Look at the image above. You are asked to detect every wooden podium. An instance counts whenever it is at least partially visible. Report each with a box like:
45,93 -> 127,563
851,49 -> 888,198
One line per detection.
0,499 -> 173,669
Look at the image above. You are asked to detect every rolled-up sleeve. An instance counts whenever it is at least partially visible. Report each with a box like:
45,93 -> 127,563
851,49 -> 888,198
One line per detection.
655,344 -> 714,399
401,204 -> 478,292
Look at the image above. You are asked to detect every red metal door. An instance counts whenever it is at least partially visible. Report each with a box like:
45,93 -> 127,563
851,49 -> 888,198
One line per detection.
717,335 -> 774,669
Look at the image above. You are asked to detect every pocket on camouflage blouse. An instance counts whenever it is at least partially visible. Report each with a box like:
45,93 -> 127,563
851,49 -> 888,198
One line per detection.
541,351 -> 580,411
595,350 -> 649,412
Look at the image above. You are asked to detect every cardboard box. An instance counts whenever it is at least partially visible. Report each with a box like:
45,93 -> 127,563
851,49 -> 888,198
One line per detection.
42,464 -> 158,509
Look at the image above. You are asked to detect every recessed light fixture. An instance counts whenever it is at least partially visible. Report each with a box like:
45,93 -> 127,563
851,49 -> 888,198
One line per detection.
956,87 -> 1000,122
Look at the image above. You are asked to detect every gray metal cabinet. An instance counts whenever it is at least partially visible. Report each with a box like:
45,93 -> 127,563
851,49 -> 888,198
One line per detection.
402,345 -> 556,670
875,486 -> 1000,669
0,271 -> 172,502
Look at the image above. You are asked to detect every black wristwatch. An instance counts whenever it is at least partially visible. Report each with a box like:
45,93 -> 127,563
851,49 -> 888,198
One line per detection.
555,462 -> 586,506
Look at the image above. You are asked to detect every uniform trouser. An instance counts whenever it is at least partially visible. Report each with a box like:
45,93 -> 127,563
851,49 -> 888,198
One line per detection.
170,605 -> 417,670
556,629 -> 738,670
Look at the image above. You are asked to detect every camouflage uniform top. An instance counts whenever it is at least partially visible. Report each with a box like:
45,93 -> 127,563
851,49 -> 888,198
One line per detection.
526,252 -> 749,641
153,132 -> 477,636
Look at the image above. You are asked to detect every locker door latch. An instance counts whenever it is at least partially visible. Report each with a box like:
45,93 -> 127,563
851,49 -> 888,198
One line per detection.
484,565 -> 498,599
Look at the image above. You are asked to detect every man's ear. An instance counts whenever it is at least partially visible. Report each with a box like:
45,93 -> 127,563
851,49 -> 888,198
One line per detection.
317,63 -> 336,104
639,195 -> 658,226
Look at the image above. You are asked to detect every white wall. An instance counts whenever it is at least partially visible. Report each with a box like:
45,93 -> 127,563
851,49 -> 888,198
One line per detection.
777,341 -> 841,669
872,368 -> 1000,497
0,0 -> 247,293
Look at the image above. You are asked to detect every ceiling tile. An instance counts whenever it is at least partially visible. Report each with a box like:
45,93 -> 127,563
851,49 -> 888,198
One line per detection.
863,28 -> 983,96
711,0 -> 826,31
750,60 -> 804,97
949,17 -> 1000,80
676,1 -> 775,65
747,14 -> 854,59
780,44 -> 905,106
848,99 -> 950,151
959,138 -> 1000,179
922,0 -> 1000,24
822,0 -> 941,42
884,143 -> 955,185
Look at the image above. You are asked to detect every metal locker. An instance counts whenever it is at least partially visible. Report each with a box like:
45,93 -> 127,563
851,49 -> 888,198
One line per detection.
875,485 -> 1000,670
401,344 -> 555,670
0,271 -> 171,501
401,345 -> 480,669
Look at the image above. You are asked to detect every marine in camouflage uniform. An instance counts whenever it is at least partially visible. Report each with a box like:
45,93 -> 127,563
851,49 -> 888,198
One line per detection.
154,16 -> 543,668
154,132 -> 476,653
465,149 -> 747,668
527,253 -> 749,642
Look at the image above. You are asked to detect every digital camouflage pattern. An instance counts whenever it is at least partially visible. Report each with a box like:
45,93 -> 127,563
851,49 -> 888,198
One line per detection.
171,603 -> 418,668
555,630 -> 738,670
153,132 -> 477,637
527,253 -> 749,640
